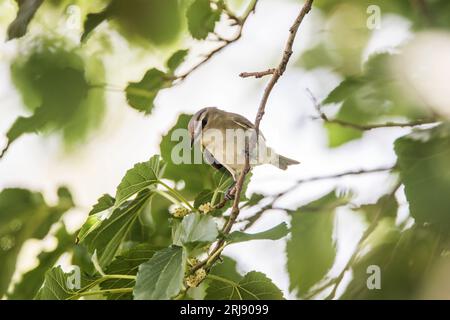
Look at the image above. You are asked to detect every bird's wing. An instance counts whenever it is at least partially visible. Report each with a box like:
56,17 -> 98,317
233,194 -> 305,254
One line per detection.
203,149 -> 223,170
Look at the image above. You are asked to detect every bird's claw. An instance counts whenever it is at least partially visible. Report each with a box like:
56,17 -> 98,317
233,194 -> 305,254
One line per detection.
225,185 -> 236,200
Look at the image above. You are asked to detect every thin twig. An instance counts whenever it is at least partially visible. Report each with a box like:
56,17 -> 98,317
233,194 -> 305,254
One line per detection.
242,165 -> 395,231
176,0 -> 258,82
239,69 -> 276,78
190,0 -> 314,275
307,88 -> 438,131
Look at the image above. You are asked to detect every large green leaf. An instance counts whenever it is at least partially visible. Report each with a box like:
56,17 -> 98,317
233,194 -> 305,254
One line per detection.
0,187 -> 73,297
205,271 -> 284,300
89,194 -> 115,216
8,226 -> 74,300
5,37 -> 106,156
287,191 -> 341,297
81,190 -> 153,268
134,246 -> 186,300
100,244 -> 159,300
82,0 -> 183,45
7,0 -> 44,40
395,125 -> 450,229
173,213 -> 219,251
186,0 -> 221,40
115,155 -> 165,207
227,222 -> 289,244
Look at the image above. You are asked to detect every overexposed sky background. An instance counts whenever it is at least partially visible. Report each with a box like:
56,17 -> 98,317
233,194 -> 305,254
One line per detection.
0,0 -> 424,298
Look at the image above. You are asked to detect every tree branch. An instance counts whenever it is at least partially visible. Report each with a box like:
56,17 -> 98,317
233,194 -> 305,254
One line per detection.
242,165 -> 395,231
190,0 -> 314,275
307,88 -> 438,130
175,0 -> 258,82
239,69 -> 276,78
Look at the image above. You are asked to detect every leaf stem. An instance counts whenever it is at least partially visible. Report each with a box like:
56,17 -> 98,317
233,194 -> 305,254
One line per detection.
68,288 -> 134,300
157,180 -> 196,212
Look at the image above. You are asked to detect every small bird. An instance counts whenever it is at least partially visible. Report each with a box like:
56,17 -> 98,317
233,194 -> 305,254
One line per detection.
188,107 -> 299,198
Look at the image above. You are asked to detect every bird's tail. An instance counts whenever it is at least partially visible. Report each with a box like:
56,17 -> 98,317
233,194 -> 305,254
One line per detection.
270,153 -> 300,170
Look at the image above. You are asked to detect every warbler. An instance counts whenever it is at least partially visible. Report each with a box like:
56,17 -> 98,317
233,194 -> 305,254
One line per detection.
188,107 -> 299,197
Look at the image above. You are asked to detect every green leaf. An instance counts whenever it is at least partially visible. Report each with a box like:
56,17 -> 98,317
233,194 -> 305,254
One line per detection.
35,266 -> 77,300
166,49 -> 189,73
173,213 -> 219,251
353,194 -> 398,223
205,271 -> 284,300
125,68 -> 172,113
227,222 -> 289,244
0,187 -> 73,297
115,155 -> 165,207
210,256 -> 243,283
134,246 -> 186,300
322,53 -> 431,147
81,8 -> 113,42
187,0 -> 221,40
395,125 -> 450,229
89,194 -> 115,216
81,190 -> 153,268
100,244 -> 159,300
4,37 -> 106,157
7,0 -> 44,40
9,226 -> 74,300
287,191 -> 340,297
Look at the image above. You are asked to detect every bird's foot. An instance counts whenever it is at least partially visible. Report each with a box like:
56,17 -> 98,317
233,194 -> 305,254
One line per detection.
225,185 -> 236,200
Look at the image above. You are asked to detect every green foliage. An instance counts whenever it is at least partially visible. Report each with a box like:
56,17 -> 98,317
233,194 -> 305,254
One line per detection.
134,246 -> 186,300
287,191 -> 341,297
395,125 -> 450,230
82,0 -> 184,45
0,187 -> 73,297
322,53 -> 430,147
7,37 -> 105,153
35,266 -> 80,300
206,271 -> 284,300
227,222 -> 289,244
173,213 -> 219,252
114,155 -> 165,206
187,0 -> 222,40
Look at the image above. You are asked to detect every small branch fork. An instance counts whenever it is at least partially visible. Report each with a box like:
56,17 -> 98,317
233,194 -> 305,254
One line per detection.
306,88 -> 438,131
190,0 -> 315,274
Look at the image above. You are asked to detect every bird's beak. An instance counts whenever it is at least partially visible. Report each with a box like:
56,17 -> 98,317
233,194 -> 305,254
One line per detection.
190,121 -> 202,147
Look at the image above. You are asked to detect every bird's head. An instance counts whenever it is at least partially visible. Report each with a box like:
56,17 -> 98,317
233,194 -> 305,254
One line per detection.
188,107 -> 217,147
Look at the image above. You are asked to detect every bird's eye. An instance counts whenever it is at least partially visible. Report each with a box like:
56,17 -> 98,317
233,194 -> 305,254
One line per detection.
201,117 -> 208,128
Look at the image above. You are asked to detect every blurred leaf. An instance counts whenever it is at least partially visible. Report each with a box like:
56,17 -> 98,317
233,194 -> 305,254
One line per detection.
395,125 -> 450,229
0,187 -> 73,297
187,0 -> 221,40
341,223 -> 441,299
205,271 -> 284,300
125,68 -> 172,114
297,43 -> 338,70
7,0 -> 44,40
287,191 -> 340,297
5,38 -> 106,155
81,190 -> 153,268
353,194 -> 398,223
8,225 -> 74,300
227,222 -> 289,244
82,0 -> 183,45
115,155 -> 166,206
167,49 -> 189,73
100,244 -> 159,300
134,245 -> 186,299
173,213 -> 219,251
323,53 -> 430,147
